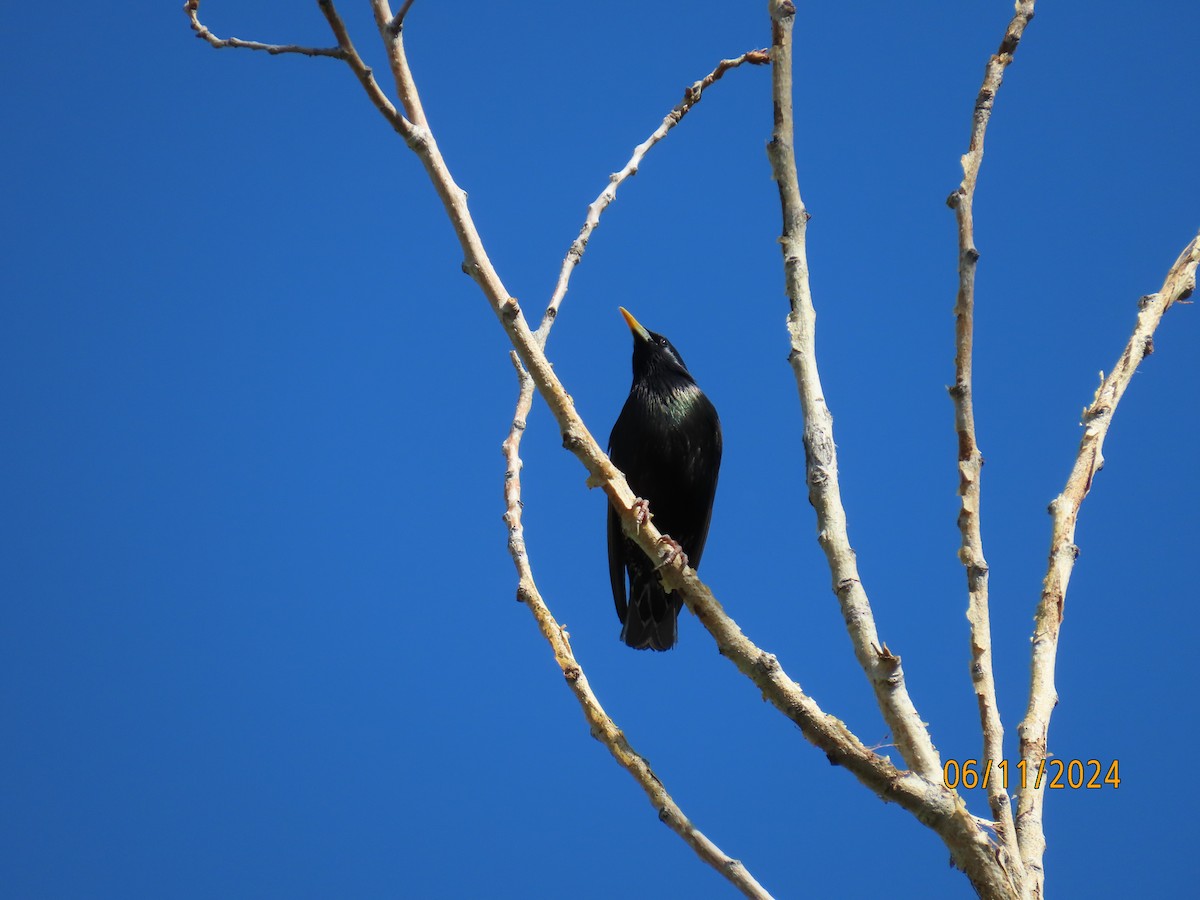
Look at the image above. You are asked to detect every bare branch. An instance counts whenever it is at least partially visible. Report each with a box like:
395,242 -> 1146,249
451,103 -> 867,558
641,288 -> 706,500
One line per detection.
764,6 -> 1022,893
765,0 -> 942,783
184,0 -> 343,57
184,0 -> 414,138
390,0 -> 418,36
369,1 -> 429,128
538,49 -> 770,342
316,0 -> 414,138
946,3 -> 1036,894
1016,230 -> 1200,898
501,354 -> 774,900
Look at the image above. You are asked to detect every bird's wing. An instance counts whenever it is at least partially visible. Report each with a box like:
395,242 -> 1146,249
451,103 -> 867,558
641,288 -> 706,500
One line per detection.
607,503 -> 628,623
680,397 -> 722,566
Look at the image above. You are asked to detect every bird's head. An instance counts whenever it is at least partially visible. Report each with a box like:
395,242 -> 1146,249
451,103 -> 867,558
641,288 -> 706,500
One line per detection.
619,307 -> 695,386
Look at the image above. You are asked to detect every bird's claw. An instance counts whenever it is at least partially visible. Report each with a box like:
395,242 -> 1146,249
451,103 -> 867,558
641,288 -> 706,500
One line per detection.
655,535 -> 688,571
632,498 -> 651,533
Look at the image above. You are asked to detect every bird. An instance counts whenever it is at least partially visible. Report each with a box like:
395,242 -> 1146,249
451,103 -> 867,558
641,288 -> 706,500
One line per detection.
607,307 -> 722,651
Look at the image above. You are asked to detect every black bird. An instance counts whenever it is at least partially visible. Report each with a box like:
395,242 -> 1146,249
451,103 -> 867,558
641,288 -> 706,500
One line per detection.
607,307 -> 722,651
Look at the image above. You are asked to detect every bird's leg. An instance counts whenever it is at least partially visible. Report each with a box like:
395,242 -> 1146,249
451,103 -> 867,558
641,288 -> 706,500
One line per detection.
631,497 -> 652,533
654,535 -> 688,571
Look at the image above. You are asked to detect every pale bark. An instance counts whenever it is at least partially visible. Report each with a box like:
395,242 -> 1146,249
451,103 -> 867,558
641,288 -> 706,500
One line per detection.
947,3 -> 1038,896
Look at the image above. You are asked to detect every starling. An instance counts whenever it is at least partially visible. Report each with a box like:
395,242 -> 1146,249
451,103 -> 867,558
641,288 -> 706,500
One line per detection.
607,307 -> 722,651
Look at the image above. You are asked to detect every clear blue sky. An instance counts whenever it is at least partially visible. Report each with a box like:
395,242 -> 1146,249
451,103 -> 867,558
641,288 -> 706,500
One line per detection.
3,2 -> 1197,897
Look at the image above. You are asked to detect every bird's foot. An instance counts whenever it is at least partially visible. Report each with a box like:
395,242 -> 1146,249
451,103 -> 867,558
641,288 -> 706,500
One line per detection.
632,497 -> 652,533
655,535 -> 688,571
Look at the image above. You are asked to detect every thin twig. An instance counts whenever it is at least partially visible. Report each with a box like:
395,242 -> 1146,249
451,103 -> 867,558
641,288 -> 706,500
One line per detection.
315,0 -> 415,138
766,0 -> 941,784
946,3 -> 1036,896
499,49 -> 773,895
501,355 -> 774,900
184,0 -> 343,57
537,49 -> 770,342
390,0 -> 417,35
369,0 -> 428,128
184,1 -> 413,137
1015,231 -> 1200,900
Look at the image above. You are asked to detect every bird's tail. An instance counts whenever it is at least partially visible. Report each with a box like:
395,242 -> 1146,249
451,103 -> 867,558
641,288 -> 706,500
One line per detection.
620,579 -> 681,651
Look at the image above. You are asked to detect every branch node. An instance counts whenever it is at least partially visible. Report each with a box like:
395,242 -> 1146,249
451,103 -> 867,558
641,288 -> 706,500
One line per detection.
406,125 -> 432,152
755,652 -> 781,676
874,642 -> 900,664
390,0 -> 418,35
835,577 -> 859,598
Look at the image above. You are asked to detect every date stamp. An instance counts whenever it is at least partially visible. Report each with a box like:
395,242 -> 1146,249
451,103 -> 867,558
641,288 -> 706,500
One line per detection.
943,758 -> 1120,790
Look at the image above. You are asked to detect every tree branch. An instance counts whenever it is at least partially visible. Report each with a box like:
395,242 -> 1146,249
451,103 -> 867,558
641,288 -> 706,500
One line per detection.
183,1 -> 414,137
764,5 -> 1024,894
1015,230 -> 1200,899
538,49 -> 770,342
766,0 -> 942,783
946,3 -> 1036,895
317,0 -> 414,137
184,0 -> 343,58
391,0 -> 418,36
501,355 -> 774,900
495,48 -> 787,897
369,0 -> 429,128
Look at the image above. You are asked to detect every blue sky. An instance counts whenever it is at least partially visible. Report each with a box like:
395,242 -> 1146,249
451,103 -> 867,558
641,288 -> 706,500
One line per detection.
3,2 -> 1198,897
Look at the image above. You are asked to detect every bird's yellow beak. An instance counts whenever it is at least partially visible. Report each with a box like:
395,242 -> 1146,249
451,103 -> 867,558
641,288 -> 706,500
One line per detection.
619,307 -> 652,342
